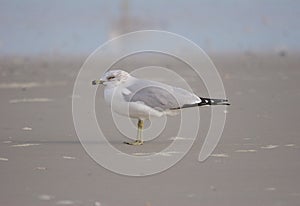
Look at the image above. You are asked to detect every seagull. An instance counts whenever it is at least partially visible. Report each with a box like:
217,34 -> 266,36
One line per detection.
92,70 -> 229,145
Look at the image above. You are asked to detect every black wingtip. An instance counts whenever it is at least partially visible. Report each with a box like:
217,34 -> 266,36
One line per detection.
217,99 -> 230,105
170,97 -> 230,110
199,97 -> 230,106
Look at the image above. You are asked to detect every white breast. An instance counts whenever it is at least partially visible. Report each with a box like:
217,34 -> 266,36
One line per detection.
104,86 -> 163,119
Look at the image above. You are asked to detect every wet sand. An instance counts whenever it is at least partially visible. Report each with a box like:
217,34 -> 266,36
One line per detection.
0,53 -> 300,206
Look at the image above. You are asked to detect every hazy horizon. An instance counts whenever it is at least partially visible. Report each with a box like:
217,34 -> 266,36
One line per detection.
1,0 -> 299,55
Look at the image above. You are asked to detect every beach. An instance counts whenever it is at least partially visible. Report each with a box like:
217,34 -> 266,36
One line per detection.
0,53 -> 299,206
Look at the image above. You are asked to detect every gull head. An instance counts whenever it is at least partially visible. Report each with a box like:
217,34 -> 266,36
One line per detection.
92,70 -> 130,87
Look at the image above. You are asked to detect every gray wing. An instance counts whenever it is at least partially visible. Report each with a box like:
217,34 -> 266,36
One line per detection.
122,79 -> 200,111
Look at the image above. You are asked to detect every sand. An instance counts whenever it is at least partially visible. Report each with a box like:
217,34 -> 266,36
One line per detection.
0,53 -> 299,206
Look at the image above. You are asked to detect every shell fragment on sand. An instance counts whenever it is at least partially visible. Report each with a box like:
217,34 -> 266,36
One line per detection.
210,153 -> 229,158
132,151 -> 183,157
169,137 -> 194,141
56,200 -> 76,205
235,149 -> 257,153
10,98 -> 53,103
285,144 -> 295,147
63,156 -> 76,160
22,127 -> 32,131
155,151 -> 183,157
0,81 -> 66,89
11,143 -> 40,147
94,201 -> 101,206
132,152 -> 153,156
35,167 -> 47,170
0,82 -> 40,89
0,157 -> 8,161
261,145 -> 279,149
38,194 -> 54,201
264,187 -> 276,191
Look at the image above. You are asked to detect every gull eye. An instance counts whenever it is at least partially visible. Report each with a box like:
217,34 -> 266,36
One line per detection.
107,76 -> 115,80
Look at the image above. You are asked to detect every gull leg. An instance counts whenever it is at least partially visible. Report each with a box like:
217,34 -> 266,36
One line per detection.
137,119 -> 144,144
124,119 -> 144,146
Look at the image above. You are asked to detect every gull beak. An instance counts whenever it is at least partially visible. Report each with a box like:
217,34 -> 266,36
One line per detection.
92,79 -> 105,85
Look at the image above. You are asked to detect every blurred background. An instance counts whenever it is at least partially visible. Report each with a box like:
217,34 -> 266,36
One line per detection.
1,0 -> 299,55
1,1 -> 300,206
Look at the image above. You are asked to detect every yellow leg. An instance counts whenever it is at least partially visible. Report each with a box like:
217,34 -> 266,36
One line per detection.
124,119 -> 144,146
